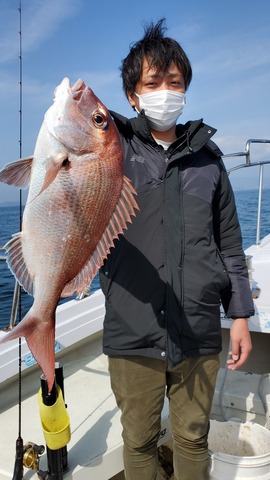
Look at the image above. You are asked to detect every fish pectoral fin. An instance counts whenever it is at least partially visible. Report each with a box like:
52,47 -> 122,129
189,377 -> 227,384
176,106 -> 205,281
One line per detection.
0,156 -> 33,188
36,154 -> 68,197
61,175 -> 139,297
0,310 -> 56,393
4,233 -> 34,295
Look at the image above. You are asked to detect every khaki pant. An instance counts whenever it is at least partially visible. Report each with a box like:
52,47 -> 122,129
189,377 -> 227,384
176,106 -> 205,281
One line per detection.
109,354 -> 220,480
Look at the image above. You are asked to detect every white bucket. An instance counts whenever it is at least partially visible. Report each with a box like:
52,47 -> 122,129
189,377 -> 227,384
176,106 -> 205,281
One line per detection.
208,420 -> 270,479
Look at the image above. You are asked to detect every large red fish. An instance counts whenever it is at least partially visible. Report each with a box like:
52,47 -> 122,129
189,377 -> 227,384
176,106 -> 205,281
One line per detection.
0,78 -> 138,391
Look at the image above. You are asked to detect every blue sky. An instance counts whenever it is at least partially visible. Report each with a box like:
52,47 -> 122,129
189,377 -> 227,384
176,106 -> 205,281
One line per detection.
0,0 -> 270,204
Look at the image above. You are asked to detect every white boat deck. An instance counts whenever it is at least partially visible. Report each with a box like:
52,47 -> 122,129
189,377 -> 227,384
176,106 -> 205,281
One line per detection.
1,232 -> 270,479
221,233 -> 270,334
0,331 -> 171,479
0,296 -> 171,480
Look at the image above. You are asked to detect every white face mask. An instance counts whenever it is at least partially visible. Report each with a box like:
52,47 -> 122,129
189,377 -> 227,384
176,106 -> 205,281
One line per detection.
135,90 -> 186,132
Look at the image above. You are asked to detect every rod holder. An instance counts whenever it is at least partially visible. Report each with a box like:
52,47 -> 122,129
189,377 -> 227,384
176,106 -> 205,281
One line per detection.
38,364 -> 69,480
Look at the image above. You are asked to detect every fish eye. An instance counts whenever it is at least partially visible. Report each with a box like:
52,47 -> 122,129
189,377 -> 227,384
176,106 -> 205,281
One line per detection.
92,110 -> 108,129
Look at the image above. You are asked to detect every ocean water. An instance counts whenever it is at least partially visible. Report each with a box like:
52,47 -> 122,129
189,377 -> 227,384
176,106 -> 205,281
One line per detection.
1,188 -> 270,329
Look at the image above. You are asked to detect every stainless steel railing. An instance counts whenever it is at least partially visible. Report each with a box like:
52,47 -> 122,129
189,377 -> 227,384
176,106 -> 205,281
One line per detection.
223,139 -> 270,245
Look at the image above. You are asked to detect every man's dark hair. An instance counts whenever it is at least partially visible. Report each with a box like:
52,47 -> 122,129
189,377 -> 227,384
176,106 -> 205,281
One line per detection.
121,18 -> 192,98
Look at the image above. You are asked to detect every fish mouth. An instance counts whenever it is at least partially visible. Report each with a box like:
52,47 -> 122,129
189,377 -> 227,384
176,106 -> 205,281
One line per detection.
71,79 -> 86,100
54,78 -> 86,102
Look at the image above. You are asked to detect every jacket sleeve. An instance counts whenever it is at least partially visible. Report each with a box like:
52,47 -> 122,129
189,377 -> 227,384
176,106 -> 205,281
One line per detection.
212,160 -> 255,318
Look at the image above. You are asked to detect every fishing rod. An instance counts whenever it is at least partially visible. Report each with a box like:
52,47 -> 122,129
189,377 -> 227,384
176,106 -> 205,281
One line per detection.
11,2 -> 43,477
12,1 -> 24,478
11,4 -> 70,479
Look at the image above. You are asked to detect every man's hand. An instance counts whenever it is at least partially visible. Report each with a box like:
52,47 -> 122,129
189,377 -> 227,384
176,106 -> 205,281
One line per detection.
227,318 -> 252,370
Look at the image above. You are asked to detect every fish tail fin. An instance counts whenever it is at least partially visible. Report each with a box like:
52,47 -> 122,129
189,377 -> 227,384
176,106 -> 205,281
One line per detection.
0,310 -> 56,392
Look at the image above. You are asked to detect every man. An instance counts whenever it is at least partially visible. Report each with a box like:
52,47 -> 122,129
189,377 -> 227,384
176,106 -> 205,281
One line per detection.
99,19 -> 254,480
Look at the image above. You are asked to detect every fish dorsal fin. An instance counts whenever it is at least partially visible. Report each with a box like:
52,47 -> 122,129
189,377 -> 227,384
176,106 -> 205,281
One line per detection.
0,156 -> 33,188
61,175 -> 138,297
4,233 -> 34,295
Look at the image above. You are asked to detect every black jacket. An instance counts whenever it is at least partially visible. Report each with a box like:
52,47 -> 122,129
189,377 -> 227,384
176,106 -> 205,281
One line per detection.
100,112 -> 254,366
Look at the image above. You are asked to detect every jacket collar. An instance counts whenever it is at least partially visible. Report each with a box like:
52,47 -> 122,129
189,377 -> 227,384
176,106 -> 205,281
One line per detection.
110,110 -> 217,156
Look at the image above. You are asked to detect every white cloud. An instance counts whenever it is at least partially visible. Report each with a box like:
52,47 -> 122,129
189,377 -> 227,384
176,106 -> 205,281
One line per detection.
0,0 -> 81,64
192,29 -> 270,78
72,70 -> 121,91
